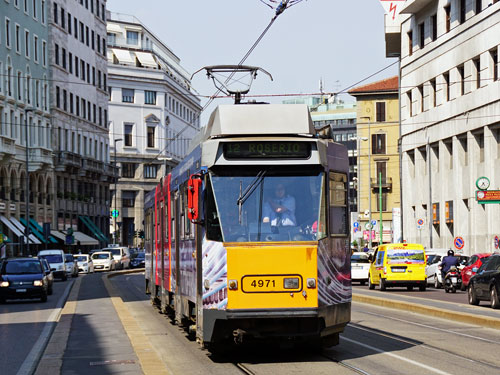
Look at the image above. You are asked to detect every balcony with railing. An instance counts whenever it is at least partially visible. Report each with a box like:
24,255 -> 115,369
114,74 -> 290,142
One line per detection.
0,136 -> 16,159
28,148 -> 52,172
55,151 -> 82,172
371,177 -> 393,190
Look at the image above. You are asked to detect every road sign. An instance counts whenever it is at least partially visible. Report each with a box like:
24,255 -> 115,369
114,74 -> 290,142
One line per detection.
365,222 -> 373,230
353,222 -> 359,228
371,220 -> 377,227
65,235 -> 74,245
454,236 -> 465,250
112,209 -> 119,218
495,236 -> 499,250
417,219 -> 424,226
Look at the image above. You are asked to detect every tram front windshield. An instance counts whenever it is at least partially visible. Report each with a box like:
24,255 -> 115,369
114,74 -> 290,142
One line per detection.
208,167 -> 326,242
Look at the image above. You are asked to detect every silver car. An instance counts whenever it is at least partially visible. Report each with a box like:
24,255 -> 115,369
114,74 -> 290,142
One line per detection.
64,254 -> 79,278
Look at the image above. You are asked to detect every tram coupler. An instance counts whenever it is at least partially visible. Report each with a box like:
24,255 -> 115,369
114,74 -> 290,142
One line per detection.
233,329 -> 247,345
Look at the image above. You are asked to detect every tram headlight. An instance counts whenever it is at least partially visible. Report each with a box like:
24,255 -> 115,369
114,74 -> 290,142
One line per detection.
284,278 -> 299,289
228,280 -> 238,290
307,278 -> 316,289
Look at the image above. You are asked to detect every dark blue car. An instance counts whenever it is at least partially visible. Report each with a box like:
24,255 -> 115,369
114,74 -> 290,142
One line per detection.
0,258 -> 49,303
468,254 -> 500,309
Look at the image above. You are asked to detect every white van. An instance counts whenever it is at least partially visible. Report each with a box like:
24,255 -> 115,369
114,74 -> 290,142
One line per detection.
101,247 -> 131,270
37,249 -> 68,280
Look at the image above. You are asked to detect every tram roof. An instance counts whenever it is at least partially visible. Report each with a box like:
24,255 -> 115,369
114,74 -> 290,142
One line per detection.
203,104 -> 315,139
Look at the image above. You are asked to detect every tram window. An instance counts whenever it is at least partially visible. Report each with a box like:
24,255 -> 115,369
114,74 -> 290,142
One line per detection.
182,185 -> 191,238
329,172 -> 348,235
179,190 -> 185,239
205,177 -> 223,242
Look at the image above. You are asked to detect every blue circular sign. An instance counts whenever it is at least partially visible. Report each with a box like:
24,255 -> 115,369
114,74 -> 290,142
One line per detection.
353,222 -> 359,228
454,236 -> 464,250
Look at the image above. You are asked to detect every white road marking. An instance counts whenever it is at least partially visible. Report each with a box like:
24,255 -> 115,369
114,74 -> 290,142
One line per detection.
341,336 -> 453,375
16,280 -> 74,375
358,310 -> 500,345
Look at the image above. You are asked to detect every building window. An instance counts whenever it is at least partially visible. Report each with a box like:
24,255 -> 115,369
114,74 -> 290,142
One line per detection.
124,123 -> 133,146
122,191 -> 136,207
126,30 -> 138,45
144,165 -> 158,179
5,18 -> 11,48
15,24 -> 20,53
418,84 -> 424,112
458,64 -> 465,95
445,5 -> 451,33
407,90 -> 413,117
56,86 -> 60,108
145,91 -> 156,105
430,78 -> 436,107
473,57 -> 481,89
475,132 -> 485,162
459,0 -> 466,24
53,2 -> 58,24
372,134 -> 386,155
443,72 -> 450,101
431,14 -> 437,41
61,8 -> 65,29
147,126 -> 155,148
41,1 -> 45,24
407,30 -> 413,56
375,102 -> 386,122
122,88 -> 134,103
121,164 -> 136,178
25,30 -> 30,57
491,49 -> 498,82
68,13 -> 72,34
108,32 -> 116,45
33,35 -> 38,62
419,22 -> 425,48
476,0 -> 482,14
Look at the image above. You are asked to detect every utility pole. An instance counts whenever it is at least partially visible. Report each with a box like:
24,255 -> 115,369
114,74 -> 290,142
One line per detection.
113,138 -> 122,244
379,171 -> 383,245
368,122 -> 372,249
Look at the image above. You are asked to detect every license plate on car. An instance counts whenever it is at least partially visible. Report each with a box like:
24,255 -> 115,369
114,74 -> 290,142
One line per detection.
95,265 -> 103,269
392,268 -> 405,273
352,266 -> 362,269
452,277 -> 457,283
241,275 -> 302,293
16,289 -> 27,293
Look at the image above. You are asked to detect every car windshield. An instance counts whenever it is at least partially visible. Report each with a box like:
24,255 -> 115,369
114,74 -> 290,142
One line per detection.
207,166 -> 326,242
135,252 -> 145,259
74,256 -> 88,262
351,255 -> 370,263
386,248 -> 425,264
4,260 -> 42,274
108,249 -> 121,256
93,253 -> 110,260
65,255 -> 74,262
39,254 -> 63,263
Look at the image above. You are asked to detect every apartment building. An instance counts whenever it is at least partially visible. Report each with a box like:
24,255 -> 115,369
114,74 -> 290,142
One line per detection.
0,0 -> 52,254
107,13 -> 202,246
49,0 -> 113,246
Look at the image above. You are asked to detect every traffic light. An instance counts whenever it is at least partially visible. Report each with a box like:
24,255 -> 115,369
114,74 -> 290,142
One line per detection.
139,230 -> 145,239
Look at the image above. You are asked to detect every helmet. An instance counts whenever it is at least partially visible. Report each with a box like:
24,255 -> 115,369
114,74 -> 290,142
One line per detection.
447,249 -> 454,256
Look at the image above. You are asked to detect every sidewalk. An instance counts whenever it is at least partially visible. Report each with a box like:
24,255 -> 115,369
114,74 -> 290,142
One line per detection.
353,288 -> 500,329
35,274 -> 143,375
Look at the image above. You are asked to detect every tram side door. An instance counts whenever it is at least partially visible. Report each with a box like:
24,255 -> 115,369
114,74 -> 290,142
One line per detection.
173,189 -> 182,323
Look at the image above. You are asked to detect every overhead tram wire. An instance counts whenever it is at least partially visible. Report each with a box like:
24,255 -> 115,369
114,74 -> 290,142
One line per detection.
152,0 -> 298,160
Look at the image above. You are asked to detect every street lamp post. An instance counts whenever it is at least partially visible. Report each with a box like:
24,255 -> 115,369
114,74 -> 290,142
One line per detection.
24,108 -> 34,256
357,136 -> 368,251
368,122 -> 373,250
113,138 -> 122,245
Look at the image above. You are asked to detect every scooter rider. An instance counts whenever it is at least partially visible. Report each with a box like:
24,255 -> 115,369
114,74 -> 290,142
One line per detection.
440,249 -> 459,282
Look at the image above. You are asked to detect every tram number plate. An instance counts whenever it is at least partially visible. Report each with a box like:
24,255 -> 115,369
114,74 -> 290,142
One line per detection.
241,275 -> 302,293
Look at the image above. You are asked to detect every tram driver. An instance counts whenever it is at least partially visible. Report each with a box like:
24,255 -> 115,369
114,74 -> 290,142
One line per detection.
262,183 -> 297,226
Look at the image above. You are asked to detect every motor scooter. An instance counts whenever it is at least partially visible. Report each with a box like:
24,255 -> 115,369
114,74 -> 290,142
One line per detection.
444,266 -> 462,293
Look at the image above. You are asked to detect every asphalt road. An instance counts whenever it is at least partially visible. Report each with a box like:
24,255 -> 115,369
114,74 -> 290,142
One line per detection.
0,277 -> 74,375
352,282 -> 469,304
111,273 -> 500,375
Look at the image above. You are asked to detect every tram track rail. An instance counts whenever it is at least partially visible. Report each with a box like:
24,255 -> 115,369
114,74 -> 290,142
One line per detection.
320,354 -> 373,375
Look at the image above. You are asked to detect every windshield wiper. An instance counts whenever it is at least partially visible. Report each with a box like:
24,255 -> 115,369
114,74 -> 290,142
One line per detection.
236,170 -> 267,224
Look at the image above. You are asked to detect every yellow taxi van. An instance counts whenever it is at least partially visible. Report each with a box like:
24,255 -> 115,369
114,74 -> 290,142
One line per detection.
368,243 -> 427,291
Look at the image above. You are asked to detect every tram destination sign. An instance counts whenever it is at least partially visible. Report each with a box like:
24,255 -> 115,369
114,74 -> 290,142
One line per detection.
476,190 -> 500,204
223,141 -> 311,159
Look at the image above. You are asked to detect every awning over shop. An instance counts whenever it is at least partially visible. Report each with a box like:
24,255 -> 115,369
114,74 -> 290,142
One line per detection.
73,231 -> 99,246
107,23 -> 123,34
0,216 -> 40,244
135,51 -> 158,68
29,218 -> 58,243
112,48 -> 134,65
79,216 -> 108,243
50,231 -> 66,242
9,217 -> 42,245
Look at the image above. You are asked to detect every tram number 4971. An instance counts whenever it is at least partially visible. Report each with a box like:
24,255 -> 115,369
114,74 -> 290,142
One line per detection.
241,275 -> 302,293
251,279 -> 275,288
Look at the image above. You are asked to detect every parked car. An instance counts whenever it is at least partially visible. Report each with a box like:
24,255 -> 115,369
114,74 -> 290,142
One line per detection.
91,252 -> 117,272
461,253 -> 492,290
74,254 -> 94,274
351,252 -> 370,285
101,247 -> 131,270
0,258 -> 49,303
64,254 -> 79,278
425,249 -> 450,288
39,258 -> 54,295
130,251 -> 145,269
468,254 -> 500,308
37,249 -> 67,281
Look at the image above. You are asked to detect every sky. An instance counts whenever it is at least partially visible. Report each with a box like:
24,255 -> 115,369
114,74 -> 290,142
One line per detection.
107,0 -> 398,125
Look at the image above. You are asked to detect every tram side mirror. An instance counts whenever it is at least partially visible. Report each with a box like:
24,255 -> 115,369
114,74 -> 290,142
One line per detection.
187,175 -> 203,224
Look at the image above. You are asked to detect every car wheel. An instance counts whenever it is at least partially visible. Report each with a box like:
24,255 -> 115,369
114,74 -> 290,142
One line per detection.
434,275 -> 441,289
468,284 -> 479,305
419,285 -> 426,292
379,278 -> 386,291
368,275 -> 375,290
490,286 -> 500,309
451,286 -> 456,293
